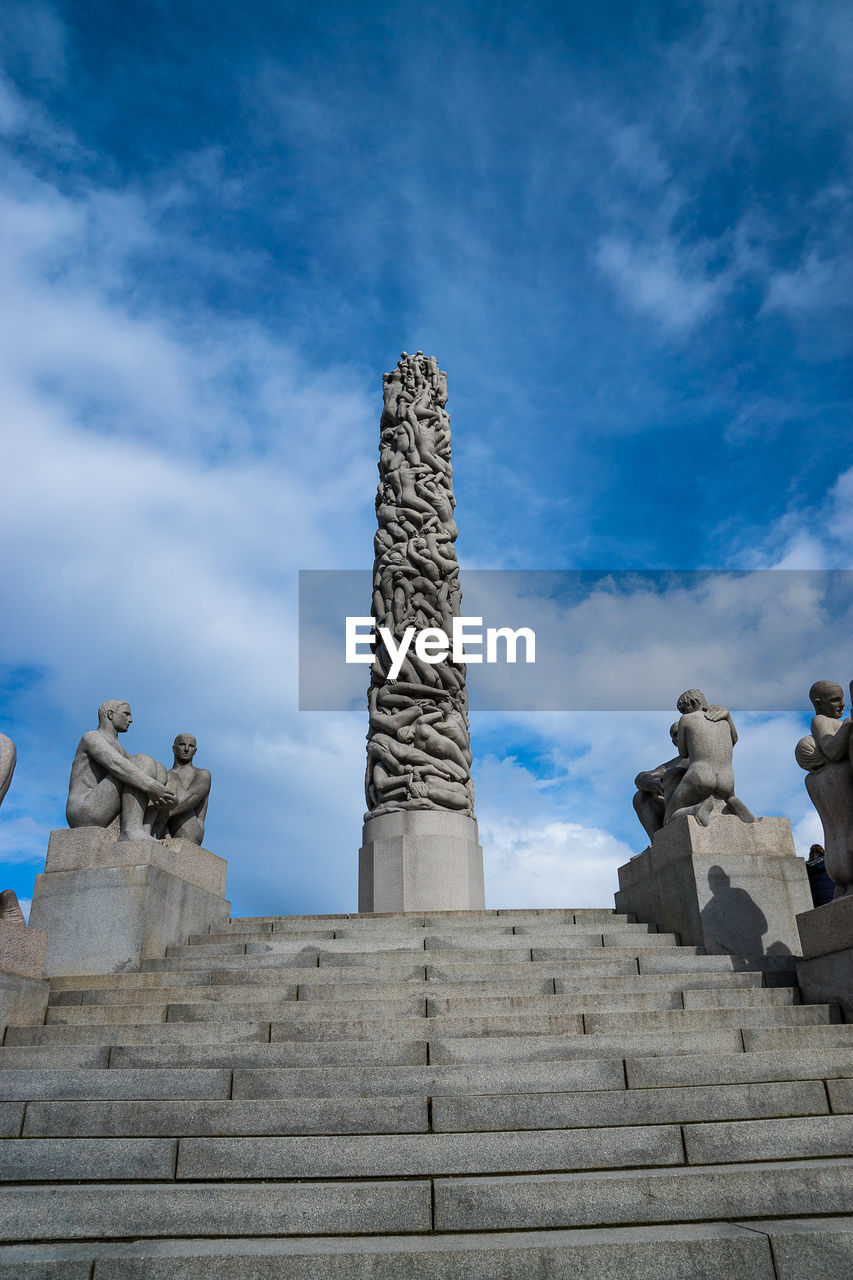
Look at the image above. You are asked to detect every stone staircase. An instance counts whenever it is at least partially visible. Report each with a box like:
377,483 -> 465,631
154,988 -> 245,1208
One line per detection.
0,908 -> 851,1277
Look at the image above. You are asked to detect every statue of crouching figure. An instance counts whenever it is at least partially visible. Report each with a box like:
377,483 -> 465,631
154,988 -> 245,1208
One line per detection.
66,700 -> 176,844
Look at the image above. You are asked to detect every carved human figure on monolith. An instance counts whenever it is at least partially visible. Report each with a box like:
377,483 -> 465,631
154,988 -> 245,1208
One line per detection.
795,679 -> 853,897
66,700 -> 175,843
152,734 -> 211,845
665,689 -> 755,827
0,731 -> 16,809
365,350 -> 474,819
632,723 -> 684,841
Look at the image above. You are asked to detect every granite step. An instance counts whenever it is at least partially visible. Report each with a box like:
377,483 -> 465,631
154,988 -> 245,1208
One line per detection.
0,1160 -> 850,1241
7,1220 -> 853,1280
19,1079 -> 834,1138
46,968 -> 768,1002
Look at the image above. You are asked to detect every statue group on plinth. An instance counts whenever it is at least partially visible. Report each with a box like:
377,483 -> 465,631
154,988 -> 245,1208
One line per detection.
66,700 -> 210,846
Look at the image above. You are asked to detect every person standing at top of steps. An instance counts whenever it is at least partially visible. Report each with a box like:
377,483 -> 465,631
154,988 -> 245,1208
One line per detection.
65,700 -> 176,843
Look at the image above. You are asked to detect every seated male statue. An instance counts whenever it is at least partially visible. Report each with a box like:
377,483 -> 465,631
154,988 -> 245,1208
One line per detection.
66,700 -> 175,843
152,734 -> 211,846
795,679 -> 853,897
665,689 -> 755,827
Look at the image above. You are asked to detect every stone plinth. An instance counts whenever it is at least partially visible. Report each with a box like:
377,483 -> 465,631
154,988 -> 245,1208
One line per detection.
29,828 -> 230,977
0,920 -> 46,979
615,815 -> 812,959
796,894 -> 853,1020
45,827 -> 227,897
0,921 -> 49,1030
359,810 -> 485,913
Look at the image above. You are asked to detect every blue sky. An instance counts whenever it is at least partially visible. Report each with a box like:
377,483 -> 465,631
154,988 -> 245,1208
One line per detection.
1,0 -> 851,917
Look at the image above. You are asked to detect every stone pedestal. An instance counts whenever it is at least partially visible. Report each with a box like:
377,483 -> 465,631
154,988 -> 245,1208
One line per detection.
615,815 -> 813,959
796,895 -> 853,1020
29,828 -> 230,976
359,810 -> 485,913
0,921 -> 49,1031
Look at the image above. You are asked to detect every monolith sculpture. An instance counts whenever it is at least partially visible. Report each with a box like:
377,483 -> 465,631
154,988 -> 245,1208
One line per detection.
358,351 -> 485,911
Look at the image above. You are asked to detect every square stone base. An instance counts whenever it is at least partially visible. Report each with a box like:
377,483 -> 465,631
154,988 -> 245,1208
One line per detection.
796,895 -> 853,1020
45,827 -> 227,897
30,827 -> 230,976
615,815 -> 813,959
359,810 -> 486,912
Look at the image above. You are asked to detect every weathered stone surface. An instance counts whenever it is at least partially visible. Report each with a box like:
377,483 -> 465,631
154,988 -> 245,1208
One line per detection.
229,1058 -> 626,1099
683,1114 -> 853,1164
0,1180 -> 432,1241
431,1080 -> 827,1133
23,1096 -> 429,1138
45,827 -> 227,898
826,1078 -> 853,1112
359,810 -> 485,913
626,1048 -> 853,1089
0,1046 -> 109,1069
114,1042 -> 430,1071
749,1215 -> 853,1279
0,1069 -> 230,1101
742,1024 -> 852,1051
0,971 -> 48,1029
0,922 -> 47,979
176,1125 -> 683,1180
797,894 -> 853,959
5,1021 -> 270,1046
795,951 -> 853,1020
0,1104 -> 22,1138
0,1137 -> 177,1181
432,1158 -> 853,1231
616,815 -> 812,957
0,1224 -> 779,1280
29,865 -> 230,977
584,1005 -> 830,1033
428,1028 -> 744,1064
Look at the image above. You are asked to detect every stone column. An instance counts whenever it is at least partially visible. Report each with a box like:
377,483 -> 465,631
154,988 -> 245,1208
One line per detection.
358,352 -> 485,911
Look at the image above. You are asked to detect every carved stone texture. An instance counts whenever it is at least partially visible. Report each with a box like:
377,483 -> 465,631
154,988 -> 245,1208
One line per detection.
795,679 -> 853,898
66,700 -> 177,844
365,352 -> 474,820
0,731 -> 16,808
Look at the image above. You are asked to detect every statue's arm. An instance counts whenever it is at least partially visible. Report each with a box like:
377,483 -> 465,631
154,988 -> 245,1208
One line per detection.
81,733 -> 166,794
168,770 -> 211,816
811,716 -> 852,761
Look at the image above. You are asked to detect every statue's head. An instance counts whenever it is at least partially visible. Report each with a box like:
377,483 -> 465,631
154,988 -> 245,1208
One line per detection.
677,689 -> 707,714
172,733 -> 197,764
397,725 -> 416,745
669,722 -> 680,745
98,700 -> 131,731
808,680 -> 844,718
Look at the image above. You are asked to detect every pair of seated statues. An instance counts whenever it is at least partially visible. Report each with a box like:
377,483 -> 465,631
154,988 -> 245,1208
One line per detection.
66,700 -> 210,846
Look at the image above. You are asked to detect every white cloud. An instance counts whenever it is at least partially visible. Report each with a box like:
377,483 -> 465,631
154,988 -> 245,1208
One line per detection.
595,235 -> 727,335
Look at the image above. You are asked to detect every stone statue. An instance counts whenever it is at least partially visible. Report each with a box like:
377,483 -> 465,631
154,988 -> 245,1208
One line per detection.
664,689 -> 755,827
632,723 -> 684,841
0,731 -> 16,809
365,352 -> 474,819
152,734 -> 211,845
0,889 -> 26,924
66,700 -> 176,844
795,679 -> 853,898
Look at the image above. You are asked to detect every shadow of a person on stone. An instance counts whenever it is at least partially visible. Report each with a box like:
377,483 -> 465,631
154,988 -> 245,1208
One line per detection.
700,865 -> 769,956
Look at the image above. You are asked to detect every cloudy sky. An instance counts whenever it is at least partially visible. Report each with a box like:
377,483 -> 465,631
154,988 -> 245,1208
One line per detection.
1,0 -> 851,919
